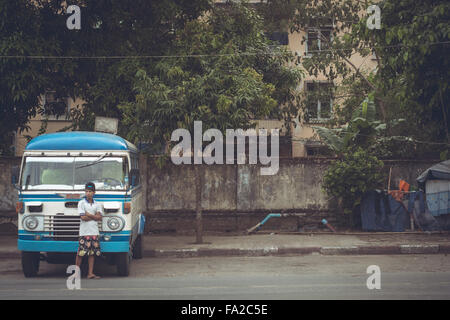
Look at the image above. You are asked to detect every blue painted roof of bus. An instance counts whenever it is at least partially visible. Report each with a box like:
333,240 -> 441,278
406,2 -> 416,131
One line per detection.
25,132 -> 138,152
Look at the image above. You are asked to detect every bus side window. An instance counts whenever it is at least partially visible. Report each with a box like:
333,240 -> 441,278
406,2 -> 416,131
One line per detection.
129,154 -> 140,187
136,155 -> 140,187
131,169 -> 140,187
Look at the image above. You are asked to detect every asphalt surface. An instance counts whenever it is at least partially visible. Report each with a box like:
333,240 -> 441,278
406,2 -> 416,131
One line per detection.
2,272 -> 450,300
2,231 -> 450,300
1,254 -> 450,299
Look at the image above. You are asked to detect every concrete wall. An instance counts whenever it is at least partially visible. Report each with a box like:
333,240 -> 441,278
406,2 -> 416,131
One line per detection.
146,158 -> 440,213
0,157 -> 21,232
0,158 -> 21,213
146,159 -> 333,213
144,157 -> 440,234
0,156 -> 441,234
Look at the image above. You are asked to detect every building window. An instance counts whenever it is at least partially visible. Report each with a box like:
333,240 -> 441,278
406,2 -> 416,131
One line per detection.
305,81 -> 334,122
43,91 -> 70,120
305,27 -> 332,55
305,141 -> 332,157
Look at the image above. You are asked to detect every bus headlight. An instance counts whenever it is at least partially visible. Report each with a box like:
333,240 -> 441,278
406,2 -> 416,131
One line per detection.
23,215 -> 44,232
105,216 -> 124,232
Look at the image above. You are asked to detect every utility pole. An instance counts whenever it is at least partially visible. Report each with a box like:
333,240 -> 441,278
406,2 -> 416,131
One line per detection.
195,165 -> 203,244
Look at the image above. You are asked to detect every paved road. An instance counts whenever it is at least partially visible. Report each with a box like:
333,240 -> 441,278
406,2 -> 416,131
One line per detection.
1,254 -> 450,300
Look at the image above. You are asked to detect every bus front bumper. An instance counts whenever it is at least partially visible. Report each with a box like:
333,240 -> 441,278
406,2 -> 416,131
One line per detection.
18,232 -> 130,253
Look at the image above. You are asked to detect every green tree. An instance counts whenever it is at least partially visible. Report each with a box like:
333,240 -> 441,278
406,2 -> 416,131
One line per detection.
118,2 -> 302,242
0,0 -> 70,154
312,94 -> 383,153
2,0 -> 302,241
264,0 -> 449,158
268,0 -> 449,225
118,2 -> 302,150
0,0 -> 211,154
322,147 -> 384,226
355,0 -> 450,158
62,0 -> 213,135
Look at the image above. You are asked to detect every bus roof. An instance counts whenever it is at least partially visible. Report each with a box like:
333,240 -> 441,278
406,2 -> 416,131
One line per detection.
25,132 -> 138,152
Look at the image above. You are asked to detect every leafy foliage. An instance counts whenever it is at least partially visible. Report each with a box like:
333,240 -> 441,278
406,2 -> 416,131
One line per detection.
264,0 -> 449,158
322,147 -> 384,223
1,1 -> 302,156
0,1 -> 58,154
354,0 -> 450,157
314,95 -> 391,223
260,0 -> 449,222
118,2 -> 302,153
312,94 -> 400,155
0,0 -> 212,154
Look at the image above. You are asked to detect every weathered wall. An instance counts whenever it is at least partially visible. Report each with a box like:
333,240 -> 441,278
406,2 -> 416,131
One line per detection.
146,159 -> 334,213
145,159 -> 334,233
147,164 -> 238,211
0,157 -> 21,232
236,160 -> 330,211
144,157 -> 440,234
0,156 -> 440,234
0,158 -> 21,213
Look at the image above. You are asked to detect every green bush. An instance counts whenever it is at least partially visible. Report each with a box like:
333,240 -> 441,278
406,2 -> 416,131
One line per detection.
322,148 -> 384,225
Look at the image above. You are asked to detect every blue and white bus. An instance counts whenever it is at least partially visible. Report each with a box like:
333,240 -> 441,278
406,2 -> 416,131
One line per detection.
13,131 -> 145,277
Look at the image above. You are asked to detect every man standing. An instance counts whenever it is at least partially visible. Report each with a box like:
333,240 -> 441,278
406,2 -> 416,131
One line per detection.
76,182 -> 103,279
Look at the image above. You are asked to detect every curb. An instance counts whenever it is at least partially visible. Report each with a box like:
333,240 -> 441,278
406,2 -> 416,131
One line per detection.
358,246 -> 401,255
320,246 -> 359,255
143,244 -> 450,258
399,244 -> 439,254
2,244 -> 449,259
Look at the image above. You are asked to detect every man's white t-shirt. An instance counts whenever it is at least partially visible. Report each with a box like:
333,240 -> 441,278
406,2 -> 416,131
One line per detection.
78,198 -> 103,236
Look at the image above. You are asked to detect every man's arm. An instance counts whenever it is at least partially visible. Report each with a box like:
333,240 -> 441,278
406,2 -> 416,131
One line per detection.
80,215 -> 92,221
86,211 -> 102,221
92,203 -> 103,221
79,201 -> 92,221
79,203 -> 102,221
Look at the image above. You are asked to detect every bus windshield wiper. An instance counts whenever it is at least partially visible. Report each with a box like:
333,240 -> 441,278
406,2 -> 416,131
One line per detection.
75,153 -> 108,169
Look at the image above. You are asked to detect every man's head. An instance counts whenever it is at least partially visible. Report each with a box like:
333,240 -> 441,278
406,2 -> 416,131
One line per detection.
85,182 -> 95,199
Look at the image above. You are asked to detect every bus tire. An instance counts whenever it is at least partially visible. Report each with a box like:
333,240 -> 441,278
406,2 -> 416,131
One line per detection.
22,252 -> 40,278
116,252 -> 130,277
132,235 -> 143,259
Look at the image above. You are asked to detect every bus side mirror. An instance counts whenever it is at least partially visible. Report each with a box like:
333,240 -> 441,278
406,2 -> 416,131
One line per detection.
11,166 -> 19,189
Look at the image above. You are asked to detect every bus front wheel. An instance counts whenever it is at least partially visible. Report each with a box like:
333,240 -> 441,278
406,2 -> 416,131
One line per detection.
22,252 -> 40,278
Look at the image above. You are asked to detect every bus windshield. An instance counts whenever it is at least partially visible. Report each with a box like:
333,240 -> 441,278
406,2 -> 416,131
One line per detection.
21,156 -> 129,191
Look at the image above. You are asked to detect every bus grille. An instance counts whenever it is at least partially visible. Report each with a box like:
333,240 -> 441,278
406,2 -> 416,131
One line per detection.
44,215 -> 102,241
